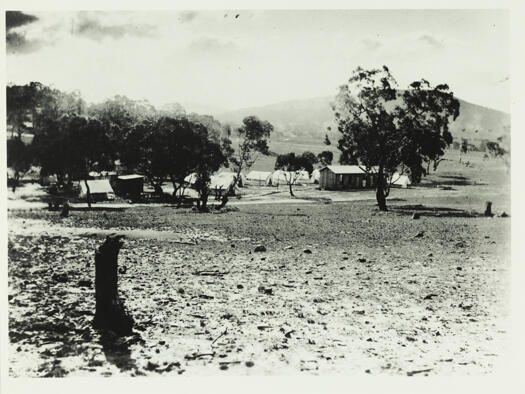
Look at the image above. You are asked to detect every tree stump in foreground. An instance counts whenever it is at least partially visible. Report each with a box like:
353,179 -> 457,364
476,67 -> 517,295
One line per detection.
60,200 -> 70,217
93,235 -> 134,336
484,201 -> 493,217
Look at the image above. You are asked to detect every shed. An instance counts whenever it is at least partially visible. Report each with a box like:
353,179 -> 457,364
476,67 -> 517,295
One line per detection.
79,179 -> 115,201
116,174 -> 144,198
319,165 -> 378,190
246,171 -> 272,186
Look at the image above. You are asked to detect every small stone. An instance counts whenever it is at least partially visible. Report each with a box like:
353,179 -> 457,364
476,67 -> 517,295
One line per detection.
77,279 -> 92,288
237,284 -> 244,289
412,212 -> 420,219
303,249 -> 312,254
254,245 -> 266,252
52,273 -> 68,283
245,361 -> 254,367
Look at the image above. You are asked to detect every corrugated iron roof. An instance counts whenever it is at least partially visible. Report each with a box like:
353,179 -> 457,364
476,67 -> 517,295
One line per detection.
322,165 -> 367,174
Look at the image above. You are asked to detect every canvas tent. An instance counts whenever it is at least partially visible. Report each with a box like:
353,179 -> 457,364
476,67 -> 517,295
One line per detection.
184,173 -> 198,185
184,172 -> 241,196
246,171 -> 272,186
215,171 -> 246,187
391,173 -> 411,189
79,179 -> 115,201
311,169 -> 321,184
270,170 -> 310,186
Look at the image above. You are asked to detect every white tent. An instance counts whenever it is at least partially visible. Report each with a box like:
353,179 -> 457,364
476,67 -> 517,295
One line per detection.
183,172 -> 241,195
79,179 -> 115,200
270,170 -> 310,186
216,171 -> 246,187
311,169 -> 321,183
246,171 -> 272,186
184,173 -> 198,185
392,173 -> 411,189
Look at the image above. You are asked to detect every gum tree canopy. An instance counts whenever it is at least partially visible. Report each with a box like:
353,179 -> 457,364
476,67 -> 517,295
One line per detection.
332,66 -> 459,211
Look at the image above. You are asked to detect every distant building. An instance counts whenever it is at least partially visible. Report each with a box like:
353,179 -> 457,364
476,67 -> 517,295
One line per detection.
116,174 -> 144,199
319,165 -> 377,190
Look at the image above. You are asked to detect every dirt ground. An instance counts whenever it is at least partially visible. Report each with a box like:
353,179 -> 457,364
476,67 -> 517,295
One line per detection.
7,150 -> 512,377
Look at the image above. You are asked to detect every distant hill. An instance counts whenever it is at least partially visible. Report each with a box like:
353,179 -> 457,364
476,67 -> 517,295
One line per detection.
216,95 -> 510,149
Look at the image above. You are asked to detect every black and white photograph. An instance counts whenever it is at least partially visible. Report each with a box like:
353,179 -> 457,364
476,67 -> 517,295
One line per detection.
2,1 -> 523,391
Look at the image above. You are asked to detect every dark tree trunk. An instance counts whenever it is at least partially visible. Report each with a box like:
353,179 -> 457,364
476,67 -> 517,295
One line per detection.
169,176 -> 179,204
288,182 -> 295,197
60,199 -> 70,217
153,183 -> 163,196
93,235 -> 134,336
197,193 -> 209,212
11,173 -> 19,192
83,179 -> 92,208
219,172 -> 241,209
484,201 -> 492,217
376,169 -> 387,211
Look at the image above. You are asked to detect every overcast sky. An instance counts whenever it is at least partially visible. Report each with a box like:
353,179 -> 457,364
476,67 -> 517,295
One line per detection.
6,9 -> 510,113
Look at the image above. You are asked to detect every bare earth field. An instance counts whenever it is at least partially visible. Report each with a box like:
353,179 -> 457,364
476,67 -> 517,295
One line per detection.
7,151 -> 511,377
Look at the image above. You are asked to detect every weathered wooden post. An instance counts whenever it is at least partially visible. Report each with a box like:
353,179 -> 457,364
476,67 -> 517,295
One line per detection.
60,199 -> 70,217
484,201 -> 493,217
93,235 -> 134,336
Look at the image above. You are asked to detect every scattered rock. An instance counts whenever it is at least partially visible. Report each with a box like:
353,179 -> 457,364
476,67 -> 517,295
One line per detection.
254,245 -> 267,252
237,284 -> 244,289
412,212 -> 420,219
358,258 -> 367,263
499,212 -> 508,218
423,294 -> 438,300
177,288 -> 185,294
407,368 -> 432,377
303,249 -> 312,254
52,273 -> 68,283
457,267 -> 462,271
414,231 -> 425,238
118,266 -> 127,275
77,279 -> 92,288
146,361 -> 159,371
245,361 -> 254,367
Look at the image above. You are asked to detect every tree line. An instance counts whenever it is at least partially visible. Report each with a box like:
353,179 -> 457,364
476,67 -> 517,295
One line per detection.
6,82 -> 273,211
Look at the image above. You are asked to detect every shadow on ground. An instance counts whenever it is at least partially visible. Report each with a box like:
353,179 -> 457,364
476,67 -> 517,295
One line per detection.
391,204 -> 481,218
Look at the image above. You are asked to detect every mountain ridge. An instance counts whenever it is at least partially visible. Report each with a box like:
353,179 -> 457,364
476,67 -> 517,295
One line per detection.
215,95 -> 510,146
